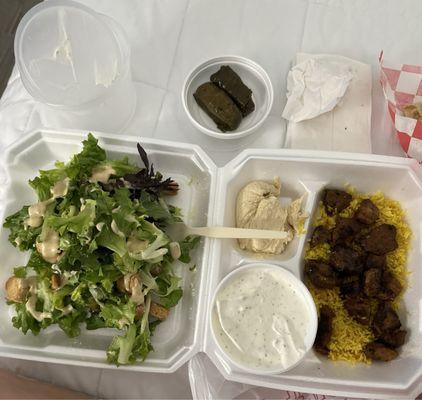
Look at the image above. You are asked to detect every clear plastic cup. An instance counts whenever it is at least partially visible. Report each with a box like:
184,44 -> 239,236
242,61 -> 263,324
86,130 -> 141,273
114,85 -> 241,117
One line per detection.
14,0 -> 136,133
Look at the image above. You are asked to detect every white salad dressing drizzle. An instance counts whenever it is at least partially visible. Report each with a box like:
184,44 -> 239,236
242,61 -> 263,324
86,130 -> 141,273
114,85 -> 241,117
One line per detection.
89,164 -> 116,184
25,177 -> 70,228
51,177 -> 70,198
111,219 -> 125,238
26,199 -> 53,228
127,237 -> 148,253
36,229 -> 61,264
25,277 -> 52,321
213,267 -> 310,371
169,242 -> 181,260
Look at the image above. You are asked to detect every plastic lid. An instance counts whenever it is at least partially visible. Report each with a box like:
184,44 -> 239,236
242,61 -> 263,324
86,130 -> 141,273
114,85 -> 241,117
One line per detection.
14,0 -> 125,108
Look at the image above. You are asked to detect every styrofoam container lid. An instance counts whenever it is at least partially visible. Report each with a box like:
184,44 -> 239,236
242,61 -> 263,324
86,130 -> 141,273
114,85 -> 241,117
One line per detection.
182,55 -> 273,139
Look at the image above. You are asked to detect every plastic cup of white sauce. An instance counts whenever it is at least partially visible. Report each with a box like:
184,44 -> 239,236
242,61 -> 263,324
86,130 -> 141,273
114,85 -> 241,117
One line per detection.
210,263 -> 317,375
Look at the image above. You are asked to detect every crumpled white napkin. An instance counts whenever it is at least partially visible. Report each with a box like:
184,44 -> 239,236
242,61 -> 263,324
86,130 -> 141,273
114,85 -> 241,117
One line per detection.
282,57 -> 353,122
284,53 -> 372,153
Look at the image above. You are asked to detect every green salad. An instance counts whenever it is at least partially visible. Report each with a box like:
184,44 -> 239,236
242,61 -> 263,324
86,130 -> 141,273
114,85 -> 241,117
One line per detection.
3,134 -> 199,365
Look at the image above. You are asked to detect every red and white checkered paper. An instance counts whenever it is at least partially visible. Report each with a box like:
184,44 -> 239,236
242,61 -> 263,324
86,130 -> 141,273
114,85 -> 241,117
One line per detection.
380,52 -> 422,162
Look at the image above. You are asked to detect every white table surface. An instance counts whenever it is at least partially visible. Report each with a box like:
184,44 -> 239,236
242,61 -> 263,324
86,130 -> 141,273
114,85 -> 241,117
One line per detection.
0,0 -> 420,398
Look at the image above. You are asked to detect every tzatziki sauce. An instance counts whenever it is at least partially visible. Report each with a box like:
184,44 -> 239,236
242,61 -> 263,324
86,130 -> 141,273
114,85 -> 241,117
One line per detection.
212,265 -> 313,372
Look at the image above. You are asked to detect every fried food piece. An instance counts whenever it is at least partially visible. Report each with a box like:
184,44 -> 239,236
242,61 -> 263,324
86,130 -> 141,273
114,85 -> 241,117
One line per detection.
344,295 -> 371,325
5,276 -> 28,303
366,254 -> 386,270
340,275 -> 362,297
310,226 -> 332,247
373,302 -> 401,335
51,274 -> 61,290
380,330 -> 407,348
365,342 -> 398,361
314,305 -> 334,355
135,302 -> 170,321
363,268 -> 382,297
361,224 -> 398,255
193,82 -> 242,132
403,102 -> 422,119
329,245 -> 364,274
210,65 -> 255,117
377,271 -> 402,301
355,199 -> 379,225
305,260 -> 338,289
322,189 -> 352,215
331,217 -> 364,246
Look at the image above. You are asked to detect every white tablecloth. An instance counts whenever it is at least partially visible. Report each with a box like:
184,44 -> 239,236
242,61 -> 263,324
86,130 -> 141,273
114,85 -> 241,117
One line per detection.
0,0 -> 420,398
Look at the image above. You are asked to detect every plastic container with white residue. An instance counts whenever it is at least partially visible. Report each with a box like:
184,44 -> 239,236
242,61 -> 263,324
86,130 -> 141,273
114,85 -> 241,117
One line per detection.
14,1 -> 136,133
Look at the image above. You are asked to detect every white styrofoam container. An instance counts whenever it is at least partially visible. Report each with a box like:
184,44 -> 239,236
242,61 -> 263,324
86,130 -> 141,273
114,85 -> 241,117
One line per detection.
1,129 -> 422,398
0,129 -> 217,373
204,149 -> 422,399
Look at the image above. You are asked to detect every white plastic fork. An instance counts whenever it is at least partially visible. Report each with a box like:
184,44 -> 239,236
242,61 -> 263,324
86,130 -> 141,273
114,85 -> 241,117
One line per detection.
167,223 -> 289,240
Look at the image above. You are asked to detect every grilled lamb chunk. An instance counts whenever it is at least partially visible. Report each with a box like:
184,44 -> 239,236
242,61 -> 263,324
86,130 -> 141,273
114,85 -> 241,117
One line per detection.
305,260 -> 338,289
365,342 -> 398,361
340,275 -> 362,297
332,217 -> 364,246
310,226 -> 332,247
380,330 -> 407,348
366,254 -> 386,270
373,302 -> 401,335
377,271 -> 402,301
344,295 -> 371,325
361,224 -> 398,255
314,305 -> 335,355
355,199 -> 379,225
322,189 -> 352,215
363,268 -> 382,297
329,245 -> 364,275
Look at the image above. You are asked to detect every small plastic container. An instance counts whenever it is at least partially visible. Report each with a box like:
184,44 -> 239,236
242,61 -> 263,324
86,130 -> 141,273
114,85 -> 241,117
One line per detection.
182,56 -> 273,139
210,263 -> 318,375
14,0 -> 136,132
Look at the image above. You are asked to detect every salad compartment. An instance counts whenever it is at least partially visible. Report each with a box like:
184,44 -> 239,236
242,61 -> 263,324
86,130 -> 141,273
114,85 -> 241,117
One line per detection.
0,129 -> 217,372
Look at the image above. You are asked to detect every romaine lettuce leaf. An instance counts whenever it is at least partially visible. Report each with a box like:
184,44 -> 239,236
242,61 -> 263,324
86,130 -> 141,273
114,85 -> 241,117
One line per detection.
96,225 -> 127,257
106,323 -> 137,365
65,133 -> 106,180
12,303 -> 41,335
3,206 -> 41,251
100,301 -> 136,329
47,199 -> 96,243
179,235 -> 201,263
29,163 -> 66,201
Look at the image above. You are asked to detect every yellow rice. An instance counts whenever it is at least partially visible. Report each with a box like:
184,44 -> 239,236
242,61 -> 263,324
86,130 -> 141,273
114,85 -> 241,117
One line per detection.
305,190 -> 411,364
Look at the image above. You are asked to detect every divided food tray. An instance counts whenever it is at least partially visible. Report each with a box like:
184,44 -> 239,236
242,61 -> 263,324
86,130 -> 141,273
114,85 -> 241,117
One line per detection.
0,129 -> 422,399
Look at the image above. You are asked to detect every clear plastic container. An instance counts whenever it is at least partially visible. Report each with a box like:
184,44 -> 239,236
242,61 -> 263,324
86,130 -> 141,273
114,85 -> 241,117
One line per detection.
14,0 -> 136,132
